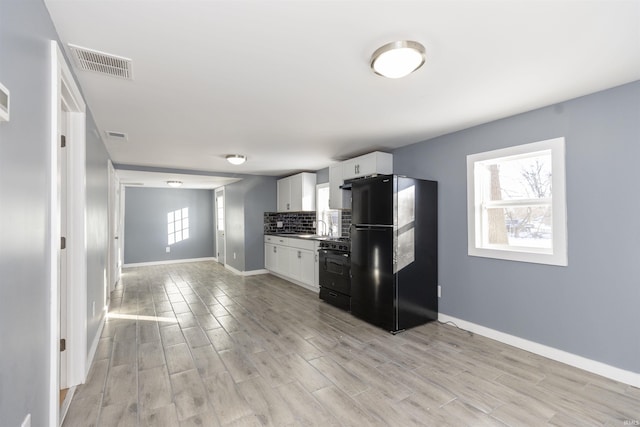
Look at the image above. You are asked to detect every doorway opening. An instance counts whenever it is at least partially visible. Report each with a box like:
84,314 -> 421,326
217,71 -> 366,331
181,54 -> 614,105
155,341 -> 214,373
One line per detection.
215,188 -> 226,265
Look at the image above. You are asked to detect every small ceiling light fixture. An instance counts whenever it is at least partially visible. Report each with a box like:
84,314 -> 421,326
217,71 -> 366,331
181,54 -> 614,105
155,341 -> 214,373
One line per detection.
167,180 -> 182,187
226,154 -> 247,165
370,40 -> 426,79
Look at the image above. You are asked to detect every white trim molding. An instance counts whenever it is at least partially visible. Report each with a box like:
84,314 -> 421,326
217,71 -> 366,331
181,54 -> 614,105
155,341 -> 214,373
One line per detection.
123,257 -> 216,268
49,40 -> 88,427
438,313 -> 640,388
225,264 -> 269,277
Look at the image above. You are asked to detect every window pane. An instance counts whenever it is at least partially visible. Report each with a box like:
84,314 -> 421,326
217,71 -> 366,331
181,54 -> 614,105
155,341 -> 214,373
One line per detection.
487,206 -> 552,249
485,151 -> 552,201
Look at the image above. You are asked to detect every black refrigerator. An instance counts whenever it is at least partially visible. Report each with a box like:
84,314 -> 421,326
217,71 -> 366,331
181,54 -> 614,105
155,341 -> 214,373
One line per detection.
350,175 -> 438,333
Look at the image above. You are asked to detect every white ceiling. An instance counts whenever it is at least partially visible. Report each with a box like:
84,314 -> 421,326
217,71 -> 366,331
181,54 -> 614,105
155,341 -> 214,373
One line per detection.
116,169 -> 241,190
45,0 -> 640,186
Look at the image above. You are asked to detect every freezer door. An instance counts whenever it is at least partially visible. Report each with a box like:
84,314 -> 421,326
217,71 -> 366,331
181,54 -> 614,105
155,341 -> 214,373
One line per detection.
351,175 -> 394,225
350,225 -> 396,331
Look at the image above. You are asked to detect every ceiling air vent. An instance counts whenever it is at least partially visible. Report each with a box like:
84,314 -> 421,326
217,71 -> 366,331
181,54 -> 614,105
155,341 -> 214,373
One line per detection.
68,44 -> 133,80
105,131 -> 128,141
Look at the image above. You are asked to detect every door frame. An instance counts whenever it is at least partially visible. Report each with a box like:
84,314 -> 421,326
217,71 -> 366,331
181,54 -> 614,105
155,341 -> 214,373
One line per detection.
107,161 -> 122,293
215,187 -> 226,265
49,41 -> 88,427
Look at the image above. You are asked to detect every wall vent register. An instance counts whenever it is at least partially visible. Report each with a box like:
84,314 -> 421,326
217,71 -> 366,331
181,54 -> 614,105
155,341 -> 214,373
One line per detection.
68,44 -> 133,80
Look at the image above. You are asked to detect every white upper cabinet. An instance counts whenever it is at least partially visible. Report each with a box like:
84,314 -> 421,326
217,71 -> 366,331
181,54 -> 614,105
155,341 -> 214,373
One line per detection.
329,152 -> 392,209
341,151 -> 393,180
329,163 -> 349,209
277,172 -> 316,212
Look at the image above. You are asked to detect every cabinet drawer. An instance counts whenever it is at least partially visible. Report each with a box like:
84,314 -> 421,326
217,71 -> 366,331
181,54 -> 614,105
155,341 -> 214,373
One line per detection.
287,238 -> 316,251
319,287 -> 351,311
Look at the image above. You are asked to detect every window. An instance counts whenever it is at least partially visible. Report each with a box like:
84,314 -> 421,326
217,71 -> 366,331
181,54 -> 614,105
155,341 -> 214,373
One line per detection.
316,183 -> 341,237
168,207 -> 189,245
467,137 -> 567,266
216,195 -> 224,231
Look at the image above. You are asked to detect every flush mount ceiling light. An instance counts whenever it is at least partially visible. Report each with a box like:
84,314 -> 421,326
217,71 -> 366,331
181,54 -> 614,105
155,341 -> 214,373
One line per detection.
226,154 -> 247,165
370,40 -> 426,79
167,180 -> 182,187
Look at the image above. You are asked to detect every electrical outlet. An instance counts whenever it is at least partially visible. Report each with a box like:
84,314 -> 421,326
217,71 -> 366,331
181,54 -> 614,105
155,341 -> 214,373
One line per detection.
166,246 -> 170,253
276,221 -> 283,228
21,414 -> 31,427
438,285 -> 442,298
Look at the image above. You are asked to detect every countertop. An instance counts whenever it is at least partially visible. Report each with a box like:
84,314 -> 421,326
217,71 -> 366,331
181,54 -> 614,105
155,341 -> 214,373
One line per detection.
264,233 -> 330,241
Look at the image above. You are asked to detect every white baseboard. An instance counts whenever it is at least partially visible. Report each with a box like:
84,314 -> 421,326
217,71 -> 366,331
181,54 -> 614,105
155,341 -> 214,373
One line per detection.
123,257 -> 216,268
86,310 -> 106,378
266,271 -> 319,294
438,313 -> 640,388
59,385 -> 76,425
225,264 -> 269,276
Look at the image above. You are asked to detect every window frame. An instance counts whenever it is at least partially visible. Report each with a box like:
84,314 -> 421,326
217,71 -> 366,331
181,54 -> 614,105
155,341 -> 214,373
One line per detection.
467,137 -> 568,266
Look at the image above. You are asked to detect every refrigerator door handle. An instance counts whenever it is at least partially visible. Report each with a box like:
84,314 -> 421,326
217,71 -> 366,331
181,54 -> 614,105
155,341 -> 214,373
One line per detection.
353,224 -> 393,230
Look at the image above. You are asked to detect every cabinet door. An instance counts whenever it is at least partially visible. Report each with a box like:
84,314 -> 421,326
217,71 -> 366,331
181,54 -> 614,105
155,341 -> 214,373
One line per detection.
265,243 -> 278,271
354,154 -> 377,177
342,159 -> 358,180
299,249 -> 316,287
290,248 -> 315,287
289,174 -> 303,211
275,245 -> 291,276
277,178 -> 291,212
313,242 -> 320,287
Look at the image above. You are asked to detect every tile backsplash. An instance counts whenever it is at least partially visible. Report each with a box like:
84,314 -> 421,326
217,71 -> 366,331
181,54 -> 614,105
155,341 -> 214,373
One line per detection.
264,212 -> 316,234
341,210 -> 352,237
264,210 -> 353,237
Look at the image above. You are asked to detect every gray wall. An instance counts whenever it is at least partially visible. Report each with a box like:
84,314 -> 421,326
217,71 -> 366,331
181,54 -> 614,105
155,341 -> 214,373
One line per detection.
85,112 -> 111,349
393,81 -> 640,373
0,0 -> 111,424
225,176 -> 277,272
316,167 -> 329,184
124,187 -> 214,264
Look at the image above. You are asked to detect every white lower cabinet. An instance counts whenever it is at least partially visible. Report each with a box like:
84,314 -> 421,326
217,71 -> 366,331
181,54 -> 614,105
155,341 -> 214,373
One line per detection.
290,248 -> 315,286
264,236 -> 319,291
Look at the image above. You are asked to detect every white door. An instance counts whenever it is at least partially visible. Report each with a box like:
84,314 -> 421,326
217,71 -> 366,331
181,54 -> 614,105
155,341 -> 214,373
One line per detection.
108,162 -> 121,292
215,188 -> 225,264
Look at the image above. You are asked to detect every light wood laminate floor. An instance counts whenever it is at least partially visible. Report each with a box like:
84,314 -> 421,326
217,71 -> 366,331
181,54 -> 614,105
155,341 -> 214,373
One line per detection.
63,261 -> 639,426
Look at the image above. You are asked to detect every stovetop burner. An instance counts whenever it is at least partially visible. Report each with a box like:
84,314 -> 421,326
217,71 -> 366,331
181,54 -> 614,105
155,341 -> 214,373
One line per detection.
319,237 -> 350,252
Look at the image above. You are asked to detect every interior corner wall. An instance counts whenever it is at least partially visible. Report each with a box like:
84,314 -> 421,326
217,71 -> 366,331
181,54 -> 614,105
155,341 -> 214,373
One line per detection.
123,187 -> 214,264
224,176 -> 277,272
392,81 -> 640,374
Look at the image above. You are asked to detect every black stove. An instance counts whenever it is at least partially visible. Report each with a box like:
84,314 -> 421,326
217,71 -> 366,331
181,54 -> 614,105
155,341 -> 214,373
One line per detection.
318,237 -> 351,311
318,237 -> 350,253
